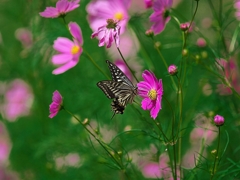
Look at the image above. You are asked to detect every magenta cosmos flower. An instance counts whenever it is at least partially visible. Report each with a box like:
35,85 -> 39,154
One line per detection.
150,0 -> 173,35
39,0 -> 80,18
137,70 -> 163,119
49,90 -> 63,118
52,22 -> 83,74
91,19 -> 120,48
86,0 -> 130,35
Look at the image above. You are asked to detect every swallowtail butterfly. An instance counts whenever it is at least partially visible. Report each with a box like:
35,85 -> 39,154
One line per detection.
97,60 -> 137,118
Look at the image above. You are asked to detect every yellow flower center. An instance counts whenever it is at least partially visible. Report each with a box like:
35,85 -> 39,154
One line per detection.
71,45 -> 81,55
114,12 -> 124,21
148,89 -> 157,100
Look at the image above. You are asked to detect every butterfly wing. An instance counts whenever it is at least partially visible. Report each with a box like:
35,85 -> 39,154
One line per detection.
106,60 -> 135,88
97,80 -> 123,99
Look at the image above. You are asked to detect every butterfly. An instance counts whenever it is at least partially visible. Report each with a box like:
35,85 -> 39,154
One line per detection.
97,60 -> 137,118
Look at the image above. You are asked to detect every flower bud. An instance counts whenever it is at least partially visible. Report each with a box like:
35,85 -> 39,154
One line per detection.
144,0 -> 153,8
214,114 -> 224,126
168,65 -> 178,75
182,49 -> 188,56
145,29 -> 154,37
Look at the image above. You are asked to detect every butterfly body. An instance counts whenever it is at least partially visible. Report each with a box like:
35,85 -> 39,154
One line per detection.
97,60 -> 137,118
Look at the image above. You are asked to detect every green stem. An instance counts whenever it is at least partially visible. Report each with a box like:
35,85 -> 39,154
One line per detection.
163,95 -> 177,180
229,23 -> 240,53
63,108 -> 123,169
176,74 -> 183,172
154,45 -> 177,90
211,126 -> 221,180
116,46 -> 139,82
83,51 -> 110,80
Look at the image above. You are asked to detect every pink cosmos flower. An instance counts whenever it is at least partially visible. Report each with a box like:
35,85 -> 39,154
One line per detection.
49,90 -> 63,118
52,22 -> 83,74
149,0 -> 173,35
91,19 -> 120,48
3,79 -> 33,122
86,0 -> 130,35
137,70 -> 163,119
234,0 -> 240,20
39,0 -> 80,18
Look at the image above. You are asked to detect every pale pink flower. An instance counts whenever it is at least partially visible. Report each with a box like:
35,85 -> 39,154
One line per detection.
137,70 -> 163,119
214,114 -> 224,126
196,37 -> 207,47
234,0 -> 240,20
49,90 -> 63,118
182,113 -> 218,168
3,79 -> 33,122
55,153 -> 82,170
216,58 -> 240,95
149,0 -> 173,35
39,0 -> 80,18
91,19 -> 120,48
114,60 -> 132,80
86,0 -> 130,35
142,153 -> 181,179
52,22 -> 83,74
107,30 -> 140,59
15,28 -> 33,48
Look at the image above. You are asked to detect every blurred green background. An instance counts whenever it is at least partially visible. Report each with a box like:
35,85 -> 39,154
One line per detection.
0,0 -> 240,179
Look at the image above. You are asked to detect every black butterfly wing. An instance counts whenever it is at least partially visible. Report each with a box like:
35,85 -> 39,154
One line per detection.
97,80 -> 123,99
106,60 -> 135,88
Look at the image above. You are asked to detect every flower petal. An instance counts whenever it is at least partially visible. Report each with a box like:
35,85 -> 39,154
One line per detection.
52,60 -> 79,75
52,90 -> 62,104
39,7 -> 59,18
52,54 -> 73,65
69,22 -> 83,45
53,37 -> 74,53
150,98 -> 161,119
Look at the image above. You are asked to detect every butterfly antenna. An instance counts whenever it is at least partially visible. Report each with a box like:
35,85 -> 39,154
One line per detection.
111,111 -> 116,120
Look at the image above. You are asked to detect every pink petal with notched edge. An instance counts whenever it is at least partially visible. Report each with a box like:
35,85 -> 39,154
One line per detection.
52,90 -> 62,104
56,0 -> 69,13
39,7 -> 59,18
150,98 -> 160,119
52,60 -> 79,75
52,54 -> 73,65
67,0 -> 80,12
53,37 -> 74,53
142,71 -> 157,88
69,22 -> 83,45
